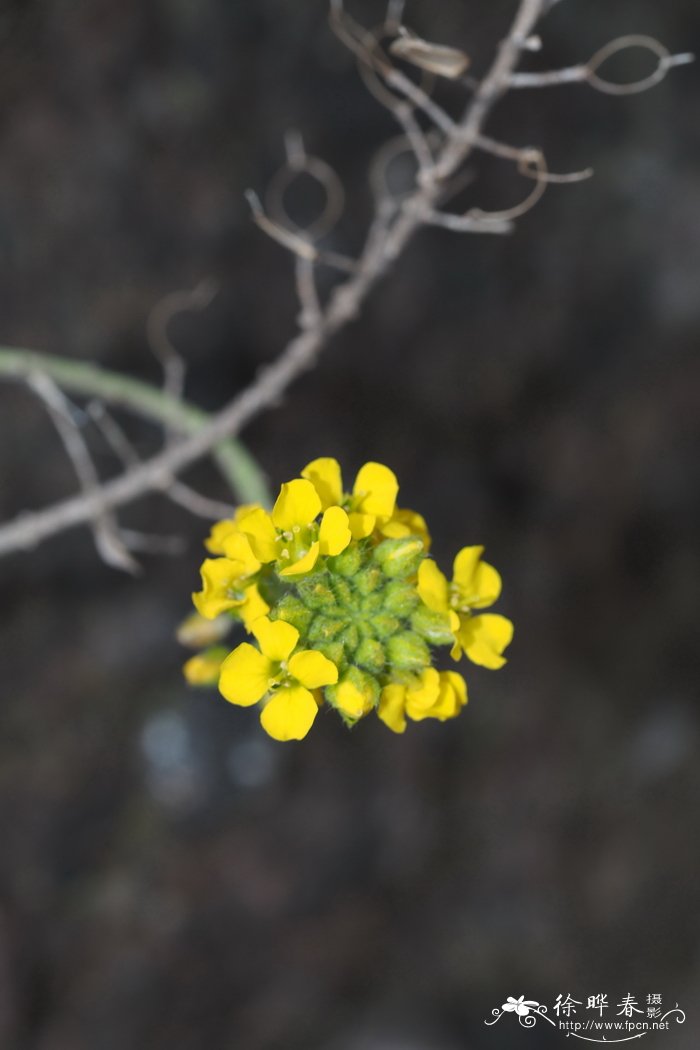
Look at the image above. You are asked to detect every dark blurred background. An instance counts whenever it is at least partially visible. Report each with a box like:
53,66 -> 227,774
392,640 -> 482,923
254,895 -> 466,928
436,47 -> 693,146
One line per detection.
0,1 -> 699,1048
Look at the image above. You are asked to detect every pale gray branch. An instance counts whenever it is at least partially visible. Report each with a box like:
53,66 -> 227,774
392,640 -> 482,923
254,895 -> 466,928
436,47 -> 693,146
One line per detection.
28,374 -> 140,573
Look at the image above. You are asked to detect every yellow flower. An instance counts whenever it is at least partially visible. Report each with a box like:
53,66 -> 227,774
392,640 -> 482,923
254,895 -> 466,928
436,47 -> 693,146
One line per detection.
237,507 -> 279,563
378,669 -> 468,733
416,548 -> 513,670
176,611 -> 233,649
183,647 -> 228,686
237,583 -> 270,630
334,678 -> 376,719
204,503 -> 261,555
300,457 -> 343,510
218,617 -> 338,741
416,560 -> 460,632
379,506 -> 432,551
451,613 -> 513,669
193,556 -> 256,619
302,457 -> 400,540
236,478 -> 352,577
452,545 -> 502,609
353,462 -> 398,518
185,460 -> 512,741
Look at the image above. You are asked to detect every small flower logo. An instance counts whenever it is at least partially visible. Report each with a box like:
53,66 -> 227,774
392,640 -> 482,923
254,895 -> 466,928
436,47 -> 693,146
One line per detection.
502,995 -> 540,1017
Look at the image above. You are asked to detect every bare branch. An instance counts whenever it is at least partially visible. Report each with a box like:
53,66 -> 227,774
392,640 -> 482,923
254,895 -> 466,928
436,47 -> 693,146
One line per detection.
146,279 -> 218,429
0,0 -> 688,560
28,373 -> 140,573
88,400 -> 234,521
0,346 -> 272,505
245,190 -> 356,273
119,529 -> 187,556
509,35 -> 694,94
294,256 -> 322,330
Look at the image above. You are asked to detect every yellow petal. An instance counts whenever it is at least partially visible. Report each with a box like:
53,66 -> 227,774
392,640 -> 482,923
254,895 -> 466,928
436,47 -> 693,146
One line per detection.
348,511 -> 375,539
176,611 -> 232,649
272,479 -> 322,530
221,531 -> 261,577
353,462 -> 399,518
218,643 -> 273,706
251,617 -> 299,662
237,508 -> 279,563
192,557 -> 246,619
430,671 -> 468,720
377,684 -> 407,734
301,457 -> 343,510
380,507 -> 431,551
260,685 -> 318,741
405,667 -> 440,715
233,502 -> 262,524
237,584 -> 270,631
457,613 -> 513,670
334,679 -> 375,719
417,559 -> 450,614
452,546 -> 502,609
279,541 -> 320,577
204,519 -> 238,555
182,647 -> 228,686
319,506 -> 352,557
288,649 -> 339,689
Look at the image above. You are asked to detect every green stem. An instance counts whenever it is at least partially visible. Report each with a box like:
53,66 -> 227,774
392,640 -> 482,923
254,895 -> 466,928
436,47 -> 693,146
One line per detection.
0,346 -> 271,507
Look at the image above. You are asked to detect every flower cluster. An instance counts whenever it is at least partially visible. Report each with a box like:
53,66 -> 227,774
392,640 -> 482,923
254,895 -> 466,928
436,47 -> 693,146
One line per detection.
181,458 -> 513,741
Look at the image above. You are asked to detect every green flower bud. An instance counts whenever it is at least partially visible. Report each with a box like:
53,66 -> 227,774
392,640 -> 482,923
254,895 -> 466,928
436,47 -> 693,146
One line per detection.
373,537 -> 424,579
330,576 -> 353,608
329,545 -> 363,578
297,576 -> 338,611
360,591 -> 384,616
411,605 -> 455,645
308,614 -> 346,644
314,640 -> 346,669
339,623 -> 360,655
326,666 -> 380,724
355,637 -> 386,675
354,565 -> 383,595
383,580 -> 420,617
371,613 -> 401,640
387,631 -> 430,671
273,594 -> 313,633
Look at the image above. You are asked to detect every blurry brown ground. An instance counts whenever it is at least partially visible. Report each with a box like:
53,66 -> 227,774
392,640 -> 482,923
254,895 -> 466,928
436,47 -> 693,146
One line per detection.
0,2 -> 699,1048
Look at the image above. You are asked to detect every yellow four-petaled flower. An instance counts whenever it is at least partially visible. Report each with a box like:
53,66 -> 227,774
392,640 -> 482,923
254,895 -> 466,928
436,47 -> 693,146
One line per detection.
184,458 -> 514,742
219,617 -> 338,741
